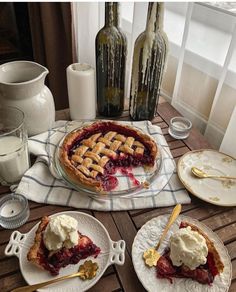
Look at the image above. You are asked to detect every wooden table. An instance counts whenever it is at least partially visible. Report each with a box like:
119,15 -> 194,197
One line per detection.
0,101 -> 235,292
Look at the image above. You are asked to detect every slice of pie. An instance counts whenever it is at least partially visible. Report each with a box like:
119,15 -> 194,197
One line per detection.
27,216 -> 101,275
156,221 -> 224,285
59,121 -> 158,192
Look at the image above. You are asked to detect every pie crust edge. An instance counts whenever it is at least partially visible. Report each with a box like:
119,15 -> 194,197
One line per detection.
182,221 -> 224,273
27,215 -> 49,269
59,121 -> 158,192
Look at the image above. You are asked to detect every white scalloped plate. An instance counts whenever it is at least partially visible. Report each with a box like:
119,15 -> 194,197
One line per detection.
132,215 -> 232,292
5,211 -> 125,292
177,150 -> 236,206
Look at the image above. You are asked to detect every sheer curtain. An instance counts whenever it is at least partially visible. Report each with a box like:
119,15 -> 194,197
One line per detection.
71,2 -> 102,67
165,3 -> 236,150
71,2 -> 236,152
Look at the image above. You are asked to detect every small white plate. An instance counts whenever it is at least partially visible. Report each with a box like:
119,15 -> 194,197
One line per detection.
177,149 -> 236,206
132,214 -> 232,292
5,211 -> 125,292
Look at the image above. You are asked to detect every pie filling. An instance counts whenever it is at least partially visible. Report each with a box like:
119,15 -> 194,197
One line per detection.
37,225 -> 101,275
66,122 -> 156,191
156,222 -> 220,285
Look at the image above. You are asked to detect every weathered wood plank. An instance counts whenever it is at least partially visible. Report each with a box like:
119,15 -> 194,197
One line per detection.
214,223 -> 236,244
183,205 -> 226,222
164,134 -> 177,142
171,147 -> 190,158
0,271 -> 119,292
0,272 -> 26,292
226,241 -> 236,260
87,274 -> 121,292
160,127 -> 169,135
155,121 -> 168,129
0,257 -> 20,277
0,186 -> 10,195
229,279 -> 236,292
94,211 -> 145,292
111,211 -> 137,256
232,259 -> 236,280
132,203 -> 200,229
157,102 -> 211,149
151,115 -> 163,124
201,209 -> 236,230
168,140 -> 186,150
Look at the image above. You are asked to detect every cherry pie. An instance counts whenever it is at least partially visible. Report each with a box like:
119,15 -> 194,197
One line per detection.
27,216 -> 101,275
156,221 -> 224,285
59,121 -> 158,192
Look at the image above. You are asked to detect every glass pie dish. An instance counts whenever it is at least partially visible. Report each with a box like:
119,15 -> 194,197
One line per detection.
50,120 -> 175,200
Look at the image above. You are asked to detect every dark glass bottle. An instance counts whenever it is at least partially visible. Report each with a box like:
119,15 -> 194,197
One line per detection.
129,2 -> 168,121
96,3 -> 127,117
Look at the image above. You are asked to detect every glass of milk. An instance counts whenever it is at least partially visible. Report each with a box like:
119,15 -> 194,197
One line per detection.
0,107 -> 30,185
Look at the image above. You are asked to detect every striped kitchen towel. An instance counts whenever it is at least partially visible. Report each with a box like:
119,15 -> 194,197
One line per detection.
15,120 -> 191,211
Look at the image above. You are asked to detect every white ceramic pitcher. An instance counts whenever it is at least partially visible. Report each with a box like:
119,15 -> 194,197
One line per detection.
0,61 -> 55,136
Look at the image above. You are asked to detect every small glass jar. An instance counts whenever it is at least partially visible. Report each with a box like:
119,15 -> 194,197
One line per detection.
168,116 -> 192,139
0,193 -> 29,229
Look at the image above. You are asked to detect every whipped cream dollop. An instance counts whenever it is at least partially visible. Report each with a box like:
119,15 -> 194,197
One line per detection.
43,215 -> 79,251
169,226 -> 208,270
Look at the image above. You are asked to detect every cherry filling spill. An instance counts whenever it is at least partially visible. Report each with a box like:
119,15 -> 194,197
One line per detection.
99,161 -> 142,191
101,175 -> 118,191
120,167 -> 140,187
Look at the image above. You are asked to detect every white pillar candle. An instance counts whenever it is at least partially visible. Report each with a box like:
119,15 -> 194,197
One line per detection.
67,63 -> 96,120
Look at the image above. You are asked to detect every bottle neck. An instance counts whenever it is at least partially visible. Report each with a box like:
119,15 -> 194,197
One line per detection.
145,2 -> 164,32
105,2 -> 119,27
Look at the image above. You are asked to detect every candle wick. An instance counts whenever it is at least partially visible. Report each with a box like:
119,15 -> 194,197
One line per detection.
11,210 -> 14,214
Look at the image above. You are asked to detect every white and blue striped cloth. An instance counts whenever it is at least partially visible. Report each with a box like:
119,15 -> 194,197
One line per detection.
15,120 -> 191,211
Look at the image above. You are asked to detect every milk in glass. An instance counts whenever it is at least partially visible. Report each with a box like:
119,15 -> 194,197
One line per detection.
0,136 -> 29,184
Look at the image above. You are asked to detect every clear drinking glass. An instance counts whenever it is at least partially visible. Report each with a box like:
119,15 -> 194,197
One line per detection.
0,106 -> 30,185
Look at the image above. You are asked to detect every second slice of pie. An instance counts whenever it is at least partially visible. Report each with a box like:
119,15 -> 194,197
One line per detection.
156,221 -> 224,285
27,215 -> 101,275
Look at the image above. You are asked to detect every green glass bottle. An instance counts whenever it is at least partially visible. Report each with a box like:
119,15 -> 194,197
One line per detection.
129,2 -> 168,121
96,2 -> 127,117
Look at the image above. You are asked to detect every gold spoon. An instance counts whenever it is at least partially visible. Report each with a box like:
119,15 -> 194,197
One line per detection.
191,167 -> 236,180
143,204 -> 182,267
11,260 -> 98,292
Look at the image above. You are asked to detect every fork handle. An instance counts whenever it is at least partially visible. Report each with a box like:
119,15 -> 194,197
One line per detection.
11,272 -> 81,292
156,204 -> 182,250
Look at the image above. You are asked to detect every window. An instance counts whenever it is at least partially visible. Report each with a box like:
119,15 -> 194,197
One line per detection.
73,2 -> 236,149
118,2 -> 236,148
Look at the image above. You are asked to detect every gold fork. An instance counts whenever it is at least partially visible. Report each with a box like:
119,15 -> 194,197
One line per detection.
143,204 -> 182,267
11,260 -> 98,292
